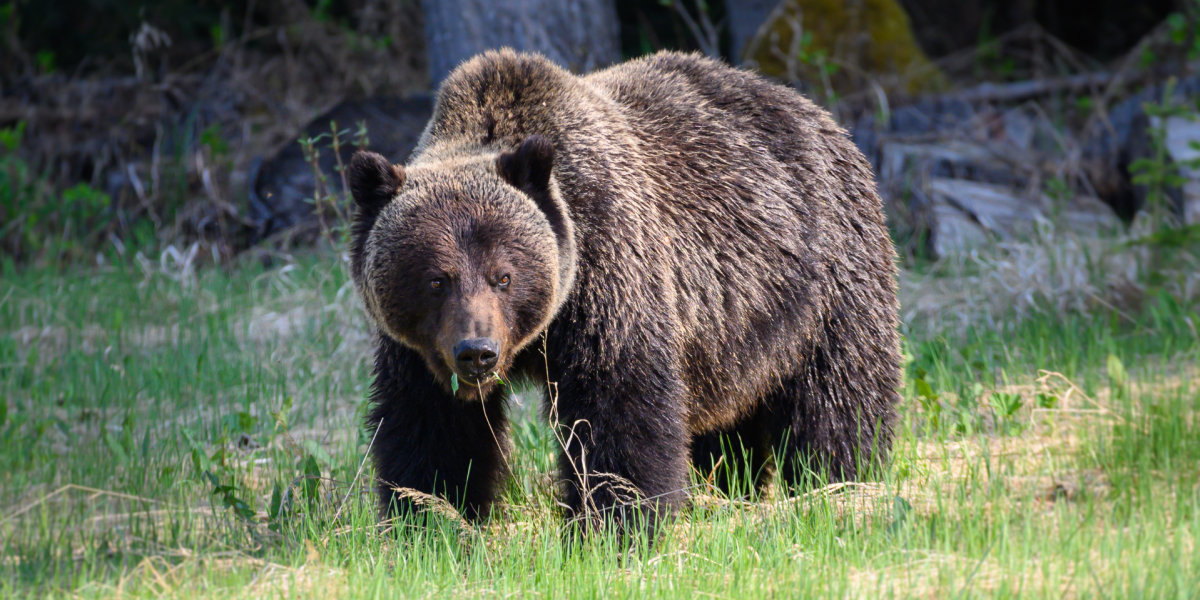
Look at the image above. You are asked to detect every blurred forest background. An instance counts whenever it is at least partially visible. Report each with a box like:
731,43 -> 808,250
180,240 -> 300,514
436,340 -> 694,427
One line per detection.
8,5 -> 1200,597
1,0 -> 1198,271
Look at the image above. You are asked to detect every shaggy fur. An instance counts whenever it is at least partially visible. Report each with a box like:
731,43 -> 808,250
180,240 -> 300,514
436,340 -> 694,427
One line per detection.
349,49 -> 901,530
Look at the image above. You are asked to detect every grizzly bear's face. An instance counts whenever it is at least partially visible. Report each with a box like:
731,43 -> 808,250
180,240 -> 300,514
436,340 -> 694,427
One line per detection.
348,136 -> 575,399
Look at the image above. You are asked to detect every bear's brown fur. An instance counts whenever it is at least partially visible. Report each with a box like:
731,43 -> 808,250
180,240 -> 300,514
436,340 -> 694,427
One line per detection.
348,49 -> 901,531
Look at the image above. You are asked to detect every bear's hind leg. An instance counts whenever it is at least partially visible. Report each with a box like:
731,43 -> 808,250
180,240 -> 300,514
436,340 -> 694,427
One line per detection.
768,311 -> 899,488
690,408 -> 772,499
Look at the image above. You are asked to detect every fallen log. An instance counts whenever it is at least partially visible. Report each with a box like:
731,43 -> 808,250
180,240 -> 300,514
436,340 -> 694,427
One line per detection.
949,72 -> 1114,103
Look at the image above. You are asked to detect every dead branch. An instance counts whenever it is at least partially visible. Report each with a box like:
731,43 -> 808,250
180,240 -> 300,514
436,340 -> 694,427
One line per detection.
949,72 -> 1115,104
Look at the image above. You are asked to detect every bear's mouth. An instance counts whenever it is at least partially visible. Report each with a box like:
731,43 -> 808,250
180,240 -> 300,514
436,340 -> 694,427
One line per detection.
457,372 -> 494,387
450,369 -> 505,399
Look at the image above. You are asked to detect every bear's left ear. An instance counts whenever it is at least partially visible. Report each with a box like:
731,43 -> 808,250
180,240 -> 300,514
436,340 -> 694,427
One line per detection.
348,151 -> 405,211
497,135 -> 555,196
497,135 -> 572,250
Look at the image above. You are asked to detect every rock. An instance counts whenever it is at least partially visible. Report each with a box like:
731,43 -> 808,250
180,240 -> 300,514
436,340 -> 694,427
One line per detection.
1058,195 -> 1123,235
879,140 -> 1016,187
1156,115 -> 1200,225
1085,75 -> 1200,165
859,91 -> 1135,257
1003,108 -> 1035,151
926,179 -> 1120,255
929,179 -> 1045,240
929,201 -> 989,256
250,95 -> 433,241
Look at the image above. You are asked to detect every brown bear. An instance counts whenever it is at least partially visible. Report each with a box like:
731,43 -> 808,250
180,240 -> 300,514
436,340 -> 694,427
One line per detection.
347,49 -> 901,532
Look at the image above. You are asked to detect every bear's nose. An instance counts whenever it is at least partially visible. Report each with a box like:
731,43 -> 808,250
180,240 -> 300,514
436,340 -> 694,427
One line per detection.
453,337 -> 499,376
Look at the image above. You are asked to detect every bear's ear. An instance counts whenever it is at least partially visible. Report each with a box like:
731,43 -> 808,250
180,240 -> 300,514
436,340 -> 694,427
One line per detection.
348,151 -> 405,211
497,135 -> 572,250
496,135 -> 555,196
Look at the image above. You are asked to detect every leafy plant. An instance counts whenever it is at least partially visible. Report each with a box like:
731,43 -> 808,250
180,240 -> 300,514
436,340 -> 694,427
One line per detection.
1035,392 -> 1059,409
1166,10 -> 1200,61
912,367 -> 942,430
299,119 -> 370,249
1126,78 -> 1200,287
0,120 -> 131,266
182,427 -> 262,522
1129,79 -> 1200,232
200,123 -> 229,157
34,50 -> 55,75
989,391 -> 1023,420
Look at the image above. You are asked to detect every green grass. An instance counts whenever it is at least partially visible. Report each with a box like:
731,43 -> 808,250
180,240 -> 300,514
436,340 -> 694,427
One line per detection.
2,254 -> 1198,598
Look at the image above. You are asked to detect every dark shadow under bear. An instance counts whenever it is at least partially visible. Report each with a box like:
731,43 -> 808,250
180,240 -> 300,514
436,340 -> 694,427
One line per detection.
348,49 -> 901,532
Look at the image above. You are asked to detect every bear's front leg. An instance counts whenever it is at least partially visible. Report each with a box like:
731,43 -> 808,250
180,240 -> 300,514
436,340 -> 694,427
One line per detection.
366,335 -> 509,521
549,340 -> 690,537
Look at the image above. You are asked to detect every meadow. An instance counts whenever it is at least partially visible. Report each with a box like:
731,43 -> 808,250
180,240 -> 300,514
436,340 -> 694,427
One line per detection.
1,242 -> 1198,598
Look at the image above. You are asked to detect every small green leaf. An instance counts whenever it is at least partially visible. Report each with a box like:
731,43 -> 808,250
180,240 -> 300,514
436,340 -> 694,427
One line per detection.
1036,393 -> 1059,409
200,124 -> 228,156
104,431 -> 129,466
268,483 -> 283,521
302,439 -> 334,467
888,495 -> 912,534
272,396 -> 294,432
451,373 -> 459,393
915,378 -> 937,401
0,121 -> 24,152
191,448 -> 212,475
221,411 -> 257,434
913,376 -> 941,416
1107,354 -> 1127,388
210,23 -> 226,48
34,50 -> 55,74
302,455 -> 322,502
1168,13 -> 1188,43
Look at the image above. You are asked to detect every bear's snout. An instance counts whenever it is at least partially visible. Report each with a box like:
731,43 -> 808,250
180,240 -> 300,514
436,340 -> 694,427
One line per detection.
453,337 -> 499,378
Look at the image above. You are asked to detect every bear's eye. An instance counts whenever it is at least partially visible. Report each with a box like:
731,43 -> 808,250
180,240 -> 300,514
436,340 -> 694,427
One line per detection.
497,274 -> 510,289
430,278 -> 444,290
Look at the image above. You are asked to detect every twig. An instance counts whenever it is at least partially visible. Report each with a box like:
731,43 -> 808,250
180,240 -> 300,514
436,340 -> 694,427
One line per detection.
670,0 -> 721,58
323,417 -> 381,539
3,484 -> 162,526
947,72 -> 1115,104
1082,290 -> 1138,324
1035,370 -> 1126,423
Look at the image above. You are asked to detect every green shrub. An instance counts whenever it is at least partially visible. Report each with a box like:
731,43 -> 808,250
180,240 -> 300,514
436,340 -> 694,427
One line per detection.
0,121 -> 117,266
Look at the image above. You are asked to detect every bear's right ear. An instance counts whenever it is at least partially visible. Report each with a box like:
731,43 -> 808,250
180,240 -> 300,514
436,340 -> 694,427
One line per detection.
348,151 -> 405,211
497,135 -> 573,250
496,135 -> 555,197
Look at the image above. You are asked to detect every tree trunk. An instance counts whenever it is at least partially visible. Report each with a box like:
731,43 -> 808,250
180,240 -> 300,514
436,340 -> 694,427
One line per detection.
421,0 -> 621,87
723,0 -> 777,63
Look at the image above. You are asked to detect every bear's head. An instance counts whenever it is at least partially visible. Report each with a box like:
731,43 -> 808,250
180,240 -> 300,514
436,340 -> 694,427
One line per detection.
348,136 -> 576,399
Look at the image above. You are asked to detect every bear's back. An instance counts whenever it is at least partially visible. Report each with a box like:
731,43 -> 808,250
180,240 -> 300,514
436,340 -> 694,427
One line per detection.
581,53 -> 896,421
584,52 -> 841,163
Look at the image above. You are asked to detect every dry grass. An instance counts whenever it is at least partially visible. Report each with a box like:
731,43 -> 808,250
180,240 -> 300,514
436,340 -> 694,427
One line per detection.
900,220 -> 1200,334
